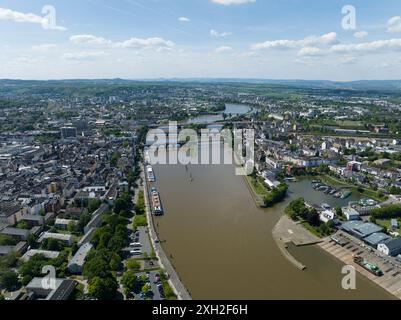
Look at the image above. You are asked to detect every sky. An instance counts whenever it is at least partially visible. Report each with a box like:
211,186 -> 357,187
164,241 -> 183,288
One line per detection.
1,0 -> 401,80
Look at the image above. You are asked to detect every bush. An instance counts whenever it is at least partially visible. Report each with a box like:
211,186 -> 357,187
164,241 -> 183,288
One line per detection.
263,183 -> 288,207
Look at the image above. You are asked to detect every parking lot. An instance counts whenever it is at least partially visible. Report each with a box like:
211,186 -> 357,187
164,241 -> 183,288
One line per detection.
126,226 -> 153,258
132,270 -> 165,300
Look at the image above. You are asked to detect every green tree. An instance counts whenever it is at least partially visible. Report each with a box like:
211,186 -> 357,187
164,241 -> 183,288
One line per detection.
88,276 -> 118,300
0,270 -> 19,291
83,254 -> 112,280
0,235 -> 17,246
121,270 -> 141,294
307,209 -> 320,227
126,258 -> 141,271
88,199 -> 102,213
110,152 -> 121,167
335,206 -> 343,217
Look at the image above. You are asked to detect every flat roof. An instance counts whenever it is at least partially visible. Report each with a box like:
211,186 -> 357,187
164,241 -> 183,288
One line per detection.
363,232 -> 391,246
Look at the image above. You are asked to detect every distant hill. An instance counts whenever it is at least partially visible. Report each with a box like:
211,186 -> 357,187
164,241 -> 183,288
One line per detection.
1,78 -> 401,91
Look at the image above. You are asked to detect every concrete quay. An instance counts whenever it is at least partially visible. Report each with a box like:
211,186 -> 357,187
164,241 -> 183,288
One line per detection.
272,215 -> 323,270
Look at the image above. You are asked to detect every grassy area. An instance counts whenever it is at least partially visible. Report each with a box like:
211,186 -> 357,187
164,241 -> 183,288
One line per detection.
133,214 -> 148,228
247,175 -> 269,196
376,219 -> 401,234
350,187 -> 387,202
160,271 -> 177,300
319,174 -> 351,187
244,175 -> 265,207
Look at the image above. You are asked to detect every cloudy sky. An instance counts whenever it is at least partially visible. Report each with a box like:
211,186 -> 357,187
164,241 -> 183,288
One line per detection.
1,0 -> 401,80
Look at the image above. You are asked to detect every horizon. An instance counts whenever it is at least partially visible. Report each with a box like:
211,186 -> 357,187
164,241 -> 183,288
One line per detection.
2,77 -> 401,83
1,0 -> 401,80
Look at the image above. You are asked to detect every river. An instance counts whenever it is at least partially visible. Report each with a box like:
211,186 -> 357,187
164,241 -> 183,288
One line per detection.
185,103 -> 253,124
151,140 -> 393,300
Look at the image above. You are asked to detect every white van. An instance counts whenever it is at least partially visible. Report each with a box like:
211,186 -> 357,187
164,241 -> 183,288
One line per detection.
130,242 -> 142,248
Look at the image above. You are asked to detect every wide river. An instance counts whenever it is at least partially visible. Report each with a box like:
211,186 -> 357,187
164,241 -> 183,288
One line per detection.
151,121 -> 393,300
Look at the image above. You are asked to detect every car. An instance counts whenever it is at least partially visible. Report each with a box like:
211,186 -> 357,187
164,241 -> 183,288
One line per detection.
130,250 -> 142,255
130,242 -> 142,247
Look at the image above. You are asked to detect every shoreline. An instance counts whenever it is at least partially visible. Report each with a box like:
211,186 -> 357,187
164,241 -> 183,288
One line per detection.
142,163 -> 192,300
272,215 -> 322,270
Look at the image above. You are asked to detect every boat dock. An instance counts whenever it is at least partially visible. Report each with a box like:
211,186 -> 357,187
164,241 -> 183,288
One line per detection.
318,233 -> 401,299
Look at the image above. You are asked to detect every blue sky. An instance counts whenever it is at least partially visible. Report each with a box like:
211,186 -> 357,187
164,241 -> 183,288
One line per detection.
1,0 -> 401,80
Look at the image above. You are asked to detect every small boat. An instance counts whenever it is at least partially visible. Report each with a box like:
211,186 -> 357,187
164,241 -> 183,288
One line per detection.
354,255 -> 383,277
331,236 -> 347,246
321,203 -> 331,210
341,190 -> 352,199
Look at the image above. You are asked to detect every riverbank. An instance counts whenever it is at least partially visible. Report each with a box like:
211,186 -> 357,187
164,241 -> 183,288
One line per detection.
243,175 -> 265,207
142,164 -> 192,300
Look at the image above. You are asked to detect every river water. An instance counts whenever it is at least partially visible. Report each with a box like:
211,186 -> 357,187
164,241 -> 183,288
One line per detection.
151,126 -> 393,300
186,103 -> 252,124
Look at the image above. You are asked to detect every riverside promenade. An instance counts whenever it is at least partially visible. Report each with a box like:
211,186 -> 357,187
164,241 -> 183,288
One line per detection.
141,165 -> 192,300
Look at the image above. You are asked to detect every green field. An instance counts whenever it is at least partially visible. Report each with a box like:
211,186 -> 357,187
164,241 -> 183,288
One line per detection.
377,219 -> 401,234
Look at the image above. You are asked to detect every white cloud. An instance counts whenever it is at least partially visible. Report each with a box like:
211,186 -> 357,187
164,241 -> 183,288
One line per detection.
178,17 -> 190,23
387,16 -> 401,33
330,38 -> 401,53
70,34 -> 175,50
210,29 -> 232,37
0,7 -> 66,31
62,52 -> 107,61
70,35 -> 111,46
32,44 -> 58,51
215,46 -> 233,53
354,31 -> 368,39
297,47 -> 323,57
211,0 -> 256,5
0,7 -> 43,24
252,32 -> 338,50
